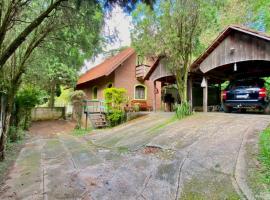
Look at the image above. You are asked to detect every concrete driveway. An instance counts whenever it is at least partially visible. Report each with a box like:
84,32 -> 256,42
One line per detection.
0,112 -> 269,200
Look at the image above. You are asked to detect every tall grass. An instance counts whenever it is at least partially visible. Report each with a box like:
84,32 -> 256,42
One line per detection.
259,127 -> 270,185
176,102 -> 192,119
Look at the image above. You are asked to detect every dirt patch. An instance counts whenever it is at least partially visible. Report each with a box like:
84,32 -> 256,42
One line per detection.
142,146 -> 162,154
29,119 -> 76,137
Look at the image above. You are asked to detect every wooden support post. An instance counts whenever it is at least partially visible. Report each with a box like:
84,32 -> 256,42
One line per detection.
153,81 -> 157,112
202,77 -> 208,112
218,83 -> 222,104
188,77 -> 193,110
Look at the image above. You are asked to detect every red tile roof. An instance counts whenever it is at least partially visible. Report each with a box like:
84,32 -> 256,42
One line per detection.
77,48 -> 135,85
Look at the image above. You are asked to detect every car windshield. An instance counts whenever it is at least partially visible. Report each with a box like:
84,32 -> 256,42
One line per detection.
227,79 -> 265,89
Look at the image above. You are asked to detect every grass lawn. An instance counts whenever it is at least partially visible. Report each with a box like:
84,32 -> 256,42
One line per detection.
246,126 -> 270,199
259,127 -> 270,187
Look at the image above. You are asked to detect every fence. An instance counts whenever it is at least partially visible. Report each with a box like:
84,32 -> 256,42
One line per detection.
31,107 -> 66,121
84,100 -> 107,113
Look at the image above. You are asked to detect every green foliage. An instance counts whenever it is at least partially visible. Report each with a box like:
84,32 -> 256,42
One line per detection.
221,81 -> 229,90
259,127 -> 270,185
107,109 -> 125,126
132,0 -> 218,104
55,87 -> 74,105
8,126 -> 25,143
14,86 -> 47,130
176,102 -> 192,119
104,88 -> 127,107
70,90 -> 86,129
104,87 -> 127,126
263,77 -> 270,94
16,86 -> 47,109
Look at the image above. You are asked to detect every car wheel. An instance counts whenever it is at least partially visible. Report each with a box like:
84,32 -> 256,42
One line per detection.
223,105 -> 232,113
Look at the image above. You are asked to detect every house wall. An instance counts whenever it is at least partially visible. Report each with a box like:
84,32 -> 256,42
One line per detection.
114,53 -> 161,110
80,73 -> 114,100
77,53 -> 161,110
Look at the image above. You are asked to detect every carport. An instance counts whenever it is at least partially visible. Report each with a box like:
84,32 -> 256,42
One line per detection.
190,25 -> 270,112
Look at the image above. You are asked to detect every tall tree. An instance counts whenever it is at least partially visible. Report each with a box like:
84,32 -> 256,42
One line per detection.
132,0 -> 217,107
0,0 -> 155,160
0,0 -> 103,160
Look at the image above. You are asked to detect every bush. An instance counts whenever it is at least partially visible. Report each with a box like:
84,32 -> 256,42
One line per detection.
176,102 -> 192,119
15,86 -> 47,130
107,108 -> 125,126
104,88 -> 127,126
8,126 -> 25,143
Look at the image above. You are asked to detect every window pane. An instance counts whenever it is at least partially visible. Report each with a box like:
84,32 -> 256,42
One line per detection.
93,87 -> 98,99
135,85 -> 145,99
107,83 -> 113,88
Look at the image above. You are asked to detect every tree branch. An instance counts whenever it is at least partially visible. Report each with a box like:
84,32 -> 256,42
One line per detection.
0,0 -> 66,69
0,0 -> 16,48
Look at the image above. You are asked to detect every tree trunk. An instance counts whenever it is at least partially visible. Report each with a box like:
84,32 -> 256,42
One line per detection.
0,92 -> 15,161
175,68 -> 188,105
48,82 -> 55,108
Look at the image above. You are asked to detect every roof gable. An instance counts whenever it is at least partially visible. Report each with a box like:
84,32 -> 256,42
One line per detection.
190,25 -> 270,72
77,48 -> 135,85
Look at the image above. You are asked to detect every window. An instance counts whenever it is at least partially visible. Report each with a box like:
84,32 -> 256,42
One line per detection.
135,85 -> 146,100
107,82 -> 113,88
92,86 -> 98,99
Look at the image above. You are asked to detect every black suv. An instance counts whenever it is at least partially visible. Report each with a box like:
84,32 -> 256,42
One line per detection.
222,78 -> 269,113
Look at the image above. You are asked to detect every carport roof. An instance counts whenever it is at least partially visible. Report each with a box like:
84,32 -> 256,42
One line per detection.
190,25 -> 270,72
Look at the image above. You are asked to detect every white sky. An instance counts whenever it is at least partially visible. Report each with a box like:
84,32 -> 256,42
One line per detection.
81,6 -> 133,73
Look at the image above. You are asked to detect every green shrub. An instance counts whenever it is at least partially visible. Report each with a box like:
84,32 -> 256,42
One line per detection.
259,128 -> 270,185
107,108 -> 125,126
176,102 -> 192,119
104,87 -> 127,126
15,86 -> 47,130
8,126 -> 25,143
16,86 -> 47,108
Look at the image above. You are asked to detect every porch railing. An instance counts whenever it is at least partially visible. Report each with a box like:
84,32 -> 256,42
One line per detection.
83,100 -> 107,113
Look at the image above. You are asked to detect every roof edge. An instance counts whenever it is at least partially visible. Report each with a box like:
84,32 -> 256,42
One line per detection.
190,25 -> 270,71
144,58 -> 160,80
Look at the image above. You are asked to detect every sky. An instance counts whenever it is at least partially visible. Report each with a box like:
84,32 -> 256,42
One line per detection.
81,6 -> 133,73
